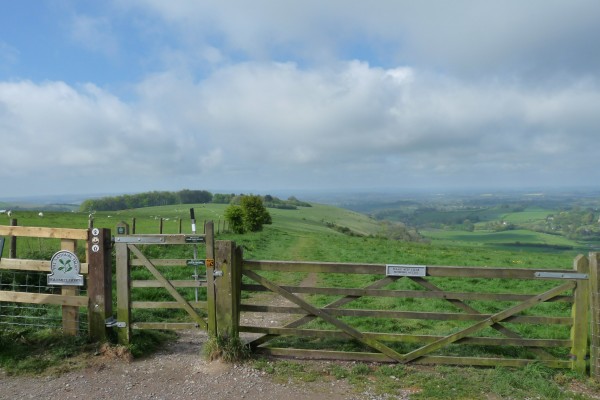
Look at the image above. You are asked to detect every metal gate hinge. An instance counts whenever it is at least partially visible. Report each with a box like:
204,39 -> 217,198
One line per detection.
105,317 -> 127,328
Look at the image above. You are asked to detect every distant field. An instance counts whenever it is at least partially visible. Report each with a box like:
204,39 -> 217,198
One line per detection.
421,228 -> 580,253
499,207 -> 552,224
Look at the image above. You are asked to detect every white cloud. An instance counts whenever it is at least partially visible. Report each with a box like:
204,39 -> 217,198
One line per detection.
2,59 -> 599,194
121,0 -> 600,78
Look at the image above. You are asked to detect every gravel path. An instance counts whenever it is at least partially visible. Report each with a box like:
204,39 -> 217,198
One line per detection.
0,330 -> 406,400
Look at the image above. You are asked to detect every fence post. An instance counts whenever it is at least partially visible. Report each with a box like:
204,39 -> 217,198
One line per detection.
9,218 -> 17,258
61,238 -> 79,335
205,221 -> 216,336
214,240 -> 241,338
570,255 -> 589,374
159,218 -> 163,234
87,228 -> 112,342
590,252 -> 600,380
116,222 -> 131,345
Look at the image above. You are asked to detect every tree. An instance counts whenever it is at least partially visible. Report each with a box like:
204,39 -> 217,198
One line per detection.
224,205 -> 245,234
240,195 -> 271,232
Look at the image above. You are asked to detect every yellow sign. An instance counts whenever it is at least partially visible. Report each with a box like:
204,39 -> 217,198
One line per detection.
205,258 -> 215,267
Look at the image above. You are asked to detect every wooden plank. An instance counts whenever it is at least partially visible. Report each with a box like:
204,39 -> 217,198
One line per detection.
570,255 -> 590,374
241,284 -> 573,302
244,260 -> 577,279
411,356 -> 571,369
128,244 -> 208,330
256,347 -> 390,362
0,226 -> 88,240
244,260 -> 384,274
132,301 -> 208,309
244,269 -> 406,362
240,304 -> 572,325
132,280 -> 207,288
400,281 -> 575,363
0,291 -> 87,307
132,322 -> 200,330
240,326 -> 571,347
0,258 -> 89,274
255,348 -> 571,369
131,259 -> 190,267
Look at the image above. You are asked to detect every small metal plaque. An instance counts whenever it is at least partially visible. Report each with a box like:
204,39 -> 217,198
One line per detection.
185,236 -> 205,243
386,264 -> 427,277
205,258 -> 215,268
117,226 -> 126,235
48,250 -> 84,286
186,259 -> 206,267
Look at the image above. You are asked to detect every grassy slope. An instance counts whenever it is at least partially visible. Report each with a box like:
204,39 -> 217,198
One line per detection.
2,203 -> 577,267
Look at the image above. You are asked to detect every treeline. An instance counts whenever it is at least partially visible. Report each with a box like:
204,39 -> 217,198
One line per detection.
79,190 -> 311,212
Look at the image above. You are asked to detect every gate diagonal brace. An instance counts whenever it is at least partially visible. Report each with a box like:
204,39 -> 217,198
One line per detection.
243,270 -> 405,362
400,280 -> 575,364
409,277 -> 558,361
248,275 -> 399,349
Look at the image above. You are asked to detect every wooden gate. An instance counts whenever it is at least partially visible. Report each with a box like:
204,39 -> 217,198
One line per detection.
238,255 -> 590,373
114,222 -> 217,344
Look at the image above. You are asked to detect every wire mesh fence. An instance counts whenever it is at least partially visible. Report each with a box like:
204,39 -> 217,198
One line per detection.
0,270 -> 88,334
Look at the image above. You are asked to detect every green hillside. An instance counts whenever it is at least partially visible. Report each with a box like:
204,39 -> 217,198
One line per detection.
1,201 -> 578,268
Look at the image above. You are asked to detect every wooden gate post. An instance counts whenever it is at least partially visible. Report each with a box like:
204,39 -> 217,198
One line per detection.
571,255 -> 589,374
116,222 -> 131,345
61,239 -> 79,335
205,222 -> 217,336
9,218 -> 17,258
87,228 -> 113,342
590,252 -> 600,380
214,240 -> 241,338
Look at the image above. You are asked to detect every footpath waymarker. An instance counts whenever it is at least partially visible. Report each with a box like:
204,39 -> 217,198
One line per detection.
48,250 -> 84,286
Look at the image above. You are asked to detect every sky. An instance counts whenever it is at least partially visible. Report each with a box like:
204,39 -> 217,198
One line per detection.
1,1 -> 600,198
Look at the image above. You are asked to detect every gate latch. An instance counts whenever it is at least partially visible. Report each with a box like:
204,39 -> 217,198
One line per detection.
213,270 -> 224,278
105,317 -> 127,328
